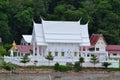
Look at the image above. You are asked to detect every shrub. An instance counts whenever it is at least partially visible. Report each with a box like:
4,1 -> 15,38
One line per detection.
54,63 -> 72,72
59,65 -> 72,72
54,62 -> 60,71
73,61 -> 81,72
0,61 -> 17,71
102,62 -> 111,69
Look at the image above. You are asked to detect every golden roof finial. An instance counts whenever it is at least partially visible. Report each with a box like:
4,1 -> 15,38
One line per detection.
12,41 -> 17,50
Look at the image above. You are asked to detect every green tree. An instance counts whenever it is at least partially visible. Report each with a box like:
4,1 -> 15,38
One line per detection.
20,55 -> 30,66
0,46 -> 7,56
0,55 -> 4,63
45,54 -> 53,66
0,13 -> 12,43
90,55 -> 99,68
79,57 -> 84,67
0,61 -> 16,72
73,61 -> 81,72
102,62 -> 111,69
13,8 -> 33,43
54,62 -> 60,71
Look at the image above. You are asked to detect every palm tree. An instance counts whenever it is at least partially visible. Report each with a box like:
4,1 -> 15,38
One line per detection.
102,62 -> 111,69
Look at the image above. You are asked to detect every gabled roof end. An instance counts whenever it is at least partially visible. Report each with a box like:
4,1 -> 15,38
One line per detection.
40,16 -> 44,23
86,20 -> 90,25
78,17 -> 82,24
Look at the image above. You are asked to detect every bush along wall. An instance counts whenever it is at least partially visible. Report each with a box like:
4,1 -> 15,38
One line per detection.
73,61 -> 81,72
54,62 -> 72,72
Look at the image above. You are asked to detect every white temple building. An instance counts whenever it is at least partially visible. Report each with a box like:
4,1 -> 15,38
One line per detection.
4,18 -> 90,66
30,18 -> 90,64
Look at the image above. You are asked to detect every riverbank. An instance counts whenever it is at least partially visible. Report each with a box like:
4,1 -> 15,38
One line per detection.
0,67 -> 120,74
0,69 -> 120,80
0,68 -> 120,74
0,68 -> 54,74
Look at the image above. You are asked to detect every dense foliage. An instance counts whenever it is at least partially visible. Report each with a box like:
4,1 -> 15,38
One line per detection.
102,62 -> 111,69
0,61 -> 17,71
0,0 -> 120,44
54,62 -> 72,72
73,61 -> 81,72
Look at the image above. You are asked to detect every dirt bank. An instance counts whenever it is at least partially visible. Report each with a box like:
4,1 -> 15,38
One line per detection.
0,68 -> 120,80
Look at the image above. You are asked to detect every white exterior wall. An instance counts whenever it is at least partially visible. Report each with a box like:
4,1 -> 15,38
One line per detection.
80,51 -> 108,62
109,53 -> 120,58
45,43 -> 80,59
95,36 -> 107,51
83,60 -> 119,68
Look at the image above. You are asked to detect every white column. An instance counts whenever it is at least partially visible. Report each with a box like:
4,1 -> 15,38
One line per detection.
95,47 -> 96,51
41,47 -> 43,57
10,50 -> 13,57
17,51 -> 18,57
37,45 -> 39,56
33,43 -> 35,56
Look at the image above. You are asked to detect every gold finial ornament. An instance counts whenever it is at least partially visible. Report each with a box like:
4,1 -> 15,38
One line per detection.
12,41 -> 17,50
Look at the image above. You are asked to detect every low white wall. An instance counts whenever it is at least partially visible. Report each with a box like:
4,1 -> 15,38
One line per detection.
83,60 -> 119,68
4,56 -> 79,66
4,56 -> 119,68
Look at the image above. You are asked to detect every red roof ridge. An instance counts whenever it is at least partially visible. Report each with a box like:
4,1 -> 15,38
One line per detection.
90,34 -> 107,46
90,34 -> 101,46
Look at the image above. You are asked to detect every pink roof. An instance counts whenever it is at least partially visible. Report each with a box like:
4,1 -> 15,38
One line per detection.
90,34 -> 101,46
79,46 -> 93,51
106,45 -> 120,53
16,45 -> 33,53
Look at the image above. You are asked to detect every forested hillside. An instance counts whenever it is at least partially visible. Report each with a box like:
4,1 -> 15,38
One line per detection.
0,0 -> 120,44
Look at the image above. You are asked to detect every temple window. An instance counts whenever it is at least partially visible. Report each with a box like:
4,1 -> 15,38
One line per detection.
35,53 -> 37,56
48,51 -> 51,55
113,53 -> 117,56
61,52 -> 64,56
79,52 -> 81,57
96,48 -> 99,51
87,54 -> 89,57
83,48 -> 85,51
74,52 -> 77,57
55,52 -> 58,56
89,47 -> 95,51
